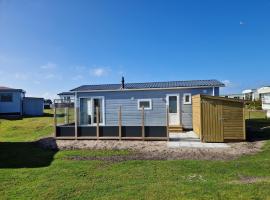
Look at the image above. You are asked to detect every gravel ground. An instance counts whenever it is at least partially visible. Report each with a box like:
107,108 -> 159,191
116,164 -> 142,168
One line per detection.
37,137 -> 265,161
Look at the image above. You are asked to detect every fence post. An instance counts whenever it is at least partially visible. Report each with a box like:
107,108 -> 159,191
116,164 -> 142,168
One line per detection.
119,106 -> 122,140
142,106 -> 145,140
54,100 -> 57,138
67,106 -> 70,124
64,107 -> 68,124
74,92 -> 78,140
166,106 -> 169,141
96,107 -> 100,140
249,110 -> 251,120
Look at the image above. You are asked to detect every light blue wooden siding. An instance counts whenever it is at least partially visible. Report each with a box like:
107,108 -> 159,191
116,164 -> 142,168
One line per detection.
0,91 -> 23,114
214,87 -> 220,96
23,98 -> 44,116
77,87 -> 218,128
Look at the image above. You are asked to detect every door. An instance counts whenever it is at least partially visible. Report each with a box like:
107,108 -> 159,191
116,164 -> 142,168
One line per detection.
166,94 -> 180,125
80,98 -> 92,125
79,97 -> 104,126
201,99 -> 224,142
92,98 -> 104,124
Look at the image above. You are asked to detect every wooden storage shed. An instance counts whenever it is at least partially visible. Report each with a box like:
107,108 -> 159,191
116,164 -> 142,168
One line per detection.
192,95 -> 245,142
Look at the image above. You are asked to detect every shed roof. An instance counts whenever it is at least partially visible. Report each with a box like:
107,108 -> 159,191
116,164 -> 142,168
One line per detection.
70,79 -> 224,92
0,86 -> 25,92
58,91 -> 74,96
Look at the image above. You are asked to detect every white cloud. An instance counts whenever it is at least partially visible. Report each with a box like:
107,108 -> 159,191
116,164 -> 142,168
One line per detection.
14,73 -> 28,80
220,80 -> 241,94
118,70 -> 125,76
40,62 -> 57,69
41,92 -> 57,100
33,80 -> 41,84
44,74 -> 55,79
73,65 -> 86,72
72,75 -> 83,81
240,21 -> 245,25
44,73 -> 62,80
222,80 -> 233,87
90,67 -> 110,77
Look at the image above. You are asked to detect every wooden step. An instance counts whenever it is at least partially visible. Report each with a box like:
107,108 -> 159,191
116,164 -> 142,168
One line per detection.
168,125 -> 183,132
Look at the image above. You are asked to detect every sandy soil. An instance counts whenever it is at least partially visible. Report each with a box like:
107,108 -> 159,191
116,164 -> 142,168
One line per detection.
37,137 -> 265,161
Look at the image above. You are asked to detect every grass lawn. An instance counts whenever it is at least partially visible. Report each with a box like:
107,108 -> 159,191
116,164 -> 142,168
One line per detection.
0,109 -> 54,142
245,109 -> 267,120
0,111 -> 270,199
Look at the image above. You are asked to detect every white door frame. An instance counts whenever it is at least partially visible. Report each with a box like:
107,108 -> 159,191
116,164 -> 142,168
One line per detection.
166,94 -> 180,126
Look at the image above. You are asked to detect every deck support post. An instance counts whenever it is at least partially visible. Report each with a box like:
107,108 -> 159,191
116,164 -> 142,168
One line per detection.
74,92 -> 78,140
96,107 -> 100,140
53,100 -> 57,138
243,106 -> 246,141
119,106 -> 122,140
166,106 -> 169,141
64,107 -> 68,124
142,106 -> 145,141
67,106 -> 70,124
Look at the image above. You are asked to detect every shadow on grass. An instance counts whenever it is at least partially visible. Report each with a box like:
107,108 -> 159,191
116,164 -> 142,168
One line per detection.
0,113 -> 54,121
23,112 -> 54,118
0,141 -> 58,168
246,118 -> 270,142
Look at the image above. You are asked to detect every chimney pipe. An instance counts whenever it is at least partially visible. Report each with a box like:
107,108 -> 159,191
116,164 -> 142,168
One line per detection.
121,76 -> 125,89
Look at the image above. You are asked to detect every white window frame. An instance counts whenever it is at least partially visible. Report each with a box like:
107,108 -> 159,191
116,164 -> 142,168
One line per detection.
79,96 -> 105,126
137,99 -> 152,110
183,93 -> 192,105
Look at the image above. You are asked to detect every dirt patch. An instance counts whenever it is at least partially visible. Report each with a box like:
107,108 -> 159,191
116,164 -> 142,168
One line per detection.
65,153 -> 168,162
230,175 -> 270,184
37,137 -> 265,161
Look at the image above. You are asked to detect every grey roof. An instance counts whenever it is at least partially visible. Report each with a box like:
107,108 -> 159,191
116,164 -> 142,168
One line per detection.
58,91 -> 75,96
70,79 -> 224,92
0,86 -> 25,92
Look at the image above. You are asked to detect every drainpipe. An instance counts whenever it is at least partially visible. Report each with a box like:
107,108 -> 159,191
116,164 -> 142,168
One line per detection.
212,87 -> 215,96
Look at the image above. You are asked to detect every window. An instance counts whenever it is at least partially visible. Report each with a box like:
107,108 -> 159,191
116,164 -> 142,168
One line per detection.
93,98 -> 103,124
168,96 -> 177,113
183,93 -> 191,104
0,93 -> 13,102
137,99 -> 152,110
79,97 -> 105,125
80,98 -> 92,125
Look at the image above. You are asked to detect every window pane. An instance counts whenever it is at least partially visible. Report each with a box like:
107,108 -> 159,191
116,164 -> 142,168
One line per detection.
185,95 -> 190,103
139,101 -> 150,108
169,96 -> 177,113
0,93 -> 12,102
80,98 -> 92,125
93,98 -> 103,123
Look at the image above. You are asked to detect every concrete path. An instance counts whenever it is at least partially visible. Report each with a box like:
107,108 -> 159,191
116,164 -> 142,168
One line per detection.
168,131 -> 230,148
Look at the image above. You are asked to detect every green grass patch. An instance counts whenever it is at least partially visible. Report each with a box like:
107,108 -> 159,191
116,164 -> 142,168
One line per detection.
0,109 -> 53,142
245,109 -> 267,119
0,110 -> 270,199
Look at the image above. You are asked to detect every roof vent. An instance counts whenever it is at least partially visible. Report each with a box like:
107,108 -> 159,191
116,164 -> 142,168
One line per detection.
121,76 -> 125,89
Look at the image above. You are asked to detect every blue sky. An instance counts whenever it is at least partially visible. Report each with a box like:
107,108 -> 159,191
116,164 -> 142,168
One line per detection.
0,0 -> 270,99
